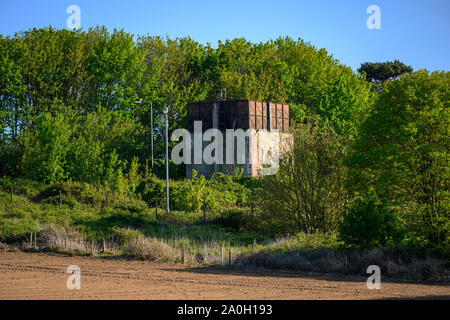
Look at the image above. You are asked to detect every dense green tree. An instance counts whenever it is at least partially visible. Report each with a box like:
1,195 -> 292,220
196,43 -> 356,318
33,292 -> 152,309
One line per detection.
347,70 -> 449,246
0,27 -> 88,138
274,37 -> 372,137
21,112 -> 71,184
339,188 -> 404,248
84,27 -> 146,113
66,107 -> 131,185
358,60 -> 413,92
358,60 -> 413,83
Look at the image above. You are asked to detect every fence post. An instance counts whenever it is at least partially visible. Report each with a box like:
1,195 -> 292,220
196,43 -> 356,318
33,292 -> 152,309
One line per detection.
10,186 -> 13,203
90,241 -> 94,254
155,200 -> 158,221
33,232 -> 37,249
105,194 -> 109,208
102,238 -> 106,253
220,244 -> 224,266
30,232 -> 33,247
203,199 -> 206,222
59,189 -> 62,205
228,247 -> 232,265
181,244 -> 185,264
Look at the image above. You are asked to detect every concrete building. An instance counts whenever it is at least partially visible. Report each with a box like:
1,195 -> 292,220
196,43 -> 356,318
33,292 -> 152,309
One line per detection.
186,99 -> 292,179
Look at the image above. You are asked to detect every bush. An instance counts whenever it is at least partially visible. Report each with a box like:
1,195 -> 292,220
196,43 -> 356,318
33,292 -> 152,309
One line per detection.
211,208 -> 263,234
339,188 -> 404,248
0,144 -> 23,177
137,171 -> 257,213
0,177 -> 45,197
170,172 -> 207,212
137,175 -> 166,205
0,209 -> 39,241
21,113 -> 71,184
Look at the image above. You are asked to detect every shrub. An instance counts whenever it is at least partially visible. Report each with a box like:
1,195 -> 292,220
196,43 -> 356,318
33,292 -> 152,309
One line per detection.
211,208 -> 262,234
170,172 -> 207,212
257,121 -> 347,235
0,209 -> 39,241
137,170 -> 257,213
21,112 -> 71,184
137,175 -> 166,205
339,188 -> 405,248
0,177 -> 44,197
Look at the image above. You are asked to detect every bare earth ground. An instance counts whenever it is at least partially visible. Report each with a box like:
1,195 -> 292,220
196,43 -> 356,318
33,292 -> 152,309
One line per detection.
0,249 -> 448,300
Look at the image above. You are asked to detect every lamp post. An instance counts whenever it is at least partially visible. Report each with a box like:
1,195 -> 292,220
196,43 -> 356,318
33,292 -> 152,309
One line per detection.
163,106 -> 170,214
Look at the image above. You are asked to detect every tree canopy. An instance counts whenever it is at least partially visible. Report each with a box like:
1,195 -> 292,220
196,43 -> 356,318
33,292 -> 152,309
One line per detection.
358,60 -> 413,83
0,26 -> 372,181
347,70 -> 449,245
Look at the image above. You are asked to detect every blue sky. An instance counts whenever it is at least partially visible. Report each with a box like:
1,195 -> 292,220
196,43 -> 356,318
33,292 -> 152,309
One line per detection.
0,0 -> 449,72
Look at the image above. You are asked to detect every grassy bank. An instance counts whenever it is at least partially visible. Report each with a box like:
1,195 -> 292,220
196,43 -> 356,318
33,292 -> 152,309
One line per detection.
0,178 -> 448,282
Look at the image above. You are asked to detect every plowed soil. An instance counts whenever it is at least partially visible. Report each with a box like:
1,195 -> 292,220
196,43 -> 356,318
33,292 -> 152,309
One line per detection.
0,250 -> 448,300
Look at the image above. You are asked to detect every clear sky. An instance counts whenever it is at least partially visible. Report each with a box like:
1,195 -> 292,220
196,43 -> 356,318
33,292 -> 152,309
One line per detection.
0,0 -> 449,72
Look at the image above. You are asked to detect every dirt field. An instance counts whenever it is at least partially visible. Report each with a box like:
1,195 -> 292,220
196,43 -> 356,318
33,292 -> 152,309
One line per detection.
0,249 -> 448,300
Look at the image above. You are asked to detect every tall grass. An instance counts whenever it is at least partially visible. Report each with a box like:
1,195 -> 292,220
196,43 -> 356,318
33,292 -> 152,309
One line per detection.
30,224 -> 449,281
0,178 -> 448,281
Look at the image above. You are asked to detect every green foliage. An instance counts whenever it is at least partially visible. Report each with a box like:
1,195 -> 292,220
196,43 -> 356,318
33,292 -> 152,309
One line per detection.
0,177 -> 264,249
258,121 -> 347,235
15,107 -> 143,192
137,175 -> 166,205
348,70 -> 449,246
137,170 -> 256,213
358,60 -> 413,93
170,171 -> 208,212
1,29 -> 372,181
210,208 -> 260,234
358,60 -> 413,83
21,112 -> 71,183
0,27 -> 146,180
293,232 -> 343,250
127,157 -> 141,195
339,189 -> 404,248
317,70 -> 372,139
0,209 -> 39,241
0,176 -> 45,197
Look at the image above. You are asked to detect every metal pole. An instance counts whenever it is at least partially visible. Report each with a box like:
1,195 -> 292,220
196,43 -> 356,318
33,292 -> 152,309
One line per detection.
150,102 -> 154,169
164,106 -> 170,213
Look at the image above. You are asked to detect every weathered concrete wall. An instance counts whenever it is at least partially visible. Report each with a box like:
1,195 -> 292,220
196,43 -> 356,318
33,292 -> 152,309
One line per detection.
186,130 -> 292,179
